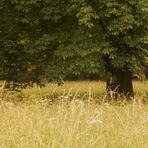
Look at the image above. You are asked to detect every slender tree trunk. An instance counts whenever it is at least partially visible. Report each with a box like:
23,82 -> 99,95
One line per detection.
106,69 -> 134,100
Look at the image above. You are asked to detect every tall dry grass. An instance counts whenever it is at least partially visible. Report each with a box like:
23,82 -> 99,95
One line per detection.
0,100 -> 148,148
0,81 -> 148,148
21,81 -> 148,103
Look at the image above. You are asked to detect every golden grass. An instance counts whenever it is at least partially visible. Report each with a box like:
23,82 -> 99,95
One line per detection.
0,100 -> 148,148
23,81 -> 106,98
0,81 -> 148,148
21,81 -> 148,103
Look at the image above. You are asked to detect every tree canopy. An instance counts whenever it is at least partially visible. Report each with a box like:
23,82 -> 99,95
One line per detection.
0,0 -> 148,95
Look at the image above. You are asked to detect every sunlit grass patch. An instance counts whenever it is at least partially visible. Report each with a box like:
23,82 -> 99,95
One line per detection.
22,81 -> 148,103
0,81 -> 148,148
0,100 -> 148,148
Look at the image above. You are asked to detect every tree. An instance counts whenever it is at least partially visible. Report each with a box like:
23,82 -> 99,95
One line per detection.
93,0 -> 148,98
58,0 -> 147,98
0,0 -> 147,98
67,0 -> 148,98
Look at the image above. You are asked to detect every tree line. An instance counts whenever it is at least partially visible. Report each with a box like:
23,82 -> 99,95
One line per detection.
0,0 -> 148,98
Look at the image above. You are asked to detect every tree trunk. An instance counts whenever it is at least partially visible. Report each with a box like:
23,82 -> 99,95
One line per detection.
78,72 -> 85,80
106,69 -> 134,100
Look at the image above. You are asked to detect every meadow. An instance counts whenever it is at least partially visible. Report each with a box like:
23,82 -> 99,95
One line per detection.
0,81 -> 148,148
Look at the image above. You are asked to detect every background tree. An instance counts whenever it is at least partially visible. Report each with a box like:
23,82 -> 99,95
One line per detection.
0,0 -> 147,98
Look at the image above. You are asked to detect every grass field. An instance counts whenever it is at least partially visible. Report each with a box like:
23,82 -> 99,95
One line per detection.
21,81 -> 148,103
0,81 -> 148,148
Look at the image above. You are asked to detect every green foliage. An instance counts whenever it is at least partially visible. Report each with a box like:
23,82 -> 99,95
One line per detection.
0,0 -> 147,87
